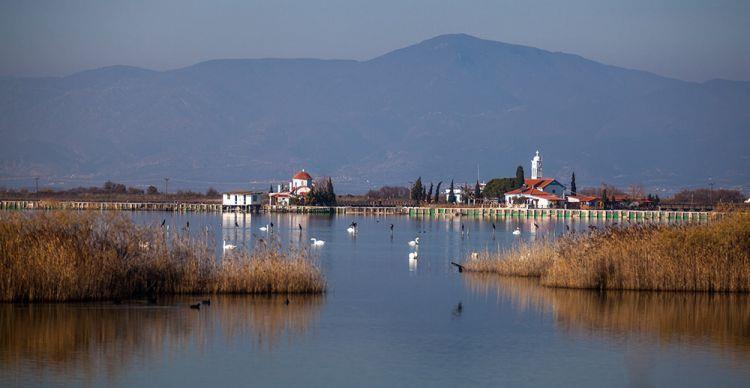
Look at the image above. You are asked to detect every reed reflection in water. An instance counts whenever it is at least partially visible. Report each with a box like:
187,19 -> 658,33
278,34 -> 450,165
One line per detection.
0,295 -> 323,384
464,274 -> 750,363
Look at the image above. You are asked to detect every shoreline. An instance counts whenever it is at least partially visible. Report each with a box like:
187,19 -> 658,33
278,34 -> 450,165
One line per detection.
1,199 -> 718,220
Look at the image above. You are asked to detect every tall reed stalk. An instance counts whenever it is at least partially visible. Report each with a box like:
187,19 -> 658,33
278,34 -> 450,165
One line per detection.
464,213 -> 750,292
0,212 -> 326,302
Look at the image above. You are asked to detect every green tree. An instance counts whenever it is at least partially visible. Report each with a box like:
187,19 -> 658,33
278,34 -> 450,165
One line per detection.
474,180 -> 481,200
434,181 -> 442,203
448,180 -> 456,203
146,185 -> 159,195
410,177 -> 424,202
515,166 -> 525,187
570,172 -> 577,195
325,177 -> 336,205
427,183 -> 433,204
206,187 -> 219,197
482,178 -> 519,199
309,177 -> 337,206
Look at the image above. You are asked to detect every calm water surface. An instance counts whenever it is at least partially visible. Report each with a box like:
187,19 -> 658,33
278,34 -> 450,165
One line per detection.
1,213 -> 748,387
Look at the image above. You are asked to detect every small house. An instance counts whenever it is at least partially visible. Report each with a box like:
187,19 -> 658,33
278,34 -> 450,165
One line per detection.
222,191 -> 262,212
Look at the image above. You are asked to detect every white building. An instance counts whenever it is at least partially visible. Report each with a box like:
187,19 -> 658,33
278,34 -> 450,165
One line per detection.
531,150 -> 543,179
445,187 -> 464,203
505,150 -> 566,208
269,170 -> 315,206
222,191 -> 262,212
291,170 -> 313,196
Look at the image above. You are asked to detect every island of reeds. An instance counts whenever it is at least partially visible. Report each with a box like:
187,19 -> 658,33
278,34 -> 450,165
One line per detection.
0,212 -> 326,302
464,212 -> 750,292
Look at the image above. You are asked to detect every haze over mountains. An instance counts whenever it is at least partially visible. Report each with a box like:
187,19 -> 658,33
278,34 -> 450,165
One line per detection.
1,34 -> 748,193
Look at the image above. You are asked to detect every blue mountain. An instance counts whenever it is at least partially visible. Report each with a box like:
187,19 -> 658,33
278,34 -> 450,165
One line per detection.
1,34 -> 748,192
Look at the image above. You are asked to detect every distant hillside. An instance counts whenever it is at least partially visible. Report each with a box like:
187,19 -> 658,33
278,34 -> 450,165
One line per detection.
1,34 -> 748,193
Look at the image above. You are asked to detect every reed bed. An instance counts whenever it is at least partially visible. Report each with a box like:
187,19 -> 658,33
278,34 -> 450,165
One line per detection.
464,213 -> 750,292
0,212 -> 326,302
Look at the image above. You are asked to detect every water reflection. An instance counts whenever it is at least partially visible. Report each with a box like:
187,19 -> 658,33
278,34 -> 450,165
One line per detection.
464,274 -> 750,360
0,295 -> 323,382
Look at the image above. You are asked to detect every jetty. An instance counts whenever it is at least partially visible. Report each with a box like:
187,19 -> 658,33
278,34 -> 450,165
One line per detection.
1,200 -> 716,220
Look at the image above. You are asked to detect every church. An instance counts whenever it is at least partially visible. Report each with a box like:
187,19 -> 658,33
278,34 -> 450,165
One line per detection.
504,151 -> 566,208
268,169 -> 314,206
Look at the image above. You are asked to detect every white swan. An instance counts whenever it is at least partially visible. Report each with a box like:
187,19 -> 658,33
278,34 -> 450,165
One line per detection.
259,225 -> 268,232
408,251 -> 418,260
310,238 -> 325,246
223,241 -> 236,250
408,237 -> 420,247
512,227 -> 521,236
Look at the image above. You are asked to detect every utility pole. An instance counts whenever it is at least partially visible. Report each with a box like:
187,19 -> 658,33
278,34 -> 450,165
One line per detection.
34,177 -> 39,193
164,178 -> 170,197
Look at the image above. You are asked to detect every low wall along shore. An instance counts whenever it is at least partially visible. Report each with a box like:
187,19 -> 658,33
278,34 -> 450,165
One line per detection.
1,200 -> 716,220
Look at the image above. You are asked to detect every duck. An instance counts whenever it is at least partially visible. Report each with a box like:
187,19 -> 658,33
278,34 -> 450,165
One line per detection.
222,241 -> 236,250
347,226 -> 356,234
408,237 -> 420,247
310,238 -> 325,246
259,225 -> 269,232
512,227 -> 521,236
408,251 -> 419,260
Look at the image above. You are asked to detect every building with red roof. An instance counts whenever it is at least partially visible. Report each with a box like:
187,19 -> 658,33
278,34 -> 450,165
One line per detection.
504,150 -> 567,208
505,186 -> 564,208
269,169 -> 314,206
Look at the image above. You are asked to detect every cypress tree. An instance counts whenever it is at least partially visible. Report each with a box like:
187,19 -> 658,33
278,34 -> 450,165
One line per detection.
474,180 -> 481,199
434,181 -> 442,203
326,177 -> 336,205
570,172 -> 577,195
427,183 -> 433,204
515,166 -> 525,188
448,180 -> 456,203
411,177 -> 424,202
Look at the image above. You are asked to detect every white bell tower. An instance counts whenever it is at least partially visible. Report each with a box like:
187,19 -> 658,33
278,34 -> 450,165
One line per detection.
531,150 -> 543,179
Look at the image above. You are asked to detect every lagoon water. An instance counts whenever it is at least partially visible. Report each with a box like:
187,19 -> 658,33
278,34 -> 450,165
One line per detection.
1,213 -> 748,387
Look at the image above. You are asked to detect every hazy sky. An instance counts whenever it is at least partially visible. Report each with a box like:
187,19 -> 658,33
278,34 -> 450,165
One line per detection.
1,0 -> 748,82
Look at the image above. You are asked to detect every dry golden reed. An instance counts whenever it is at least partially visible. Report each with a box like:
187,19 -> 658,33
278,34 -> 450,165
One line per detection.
0,212 -> 326,302
465,213 -> 750,292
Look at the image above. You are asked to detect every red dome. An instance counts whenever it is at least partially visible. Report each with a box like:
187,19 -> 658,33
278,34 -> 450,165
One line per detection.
293,170 -> 312,180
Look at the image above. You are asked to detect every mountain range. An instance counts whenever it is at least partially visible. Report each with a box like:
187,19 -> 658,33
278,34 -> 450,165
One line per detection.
1,33 -> 748,193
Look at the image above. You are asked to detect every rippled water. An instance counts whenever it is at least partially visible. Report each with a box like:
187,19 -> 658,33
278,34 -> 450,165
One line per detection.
1,213 -> 748,387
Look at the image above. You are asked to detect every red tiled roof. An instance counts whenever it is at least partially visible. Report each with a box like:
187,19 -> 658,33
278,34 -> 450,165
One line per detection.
293,170 -> 313,180
524,178 -> 558,189
506,187 -> 563,201
567,195 -> 598,202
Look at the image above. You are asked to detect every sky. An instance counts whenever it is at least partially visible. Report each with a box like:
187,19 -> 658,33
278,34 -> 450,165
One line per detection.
0,0 -> 749,82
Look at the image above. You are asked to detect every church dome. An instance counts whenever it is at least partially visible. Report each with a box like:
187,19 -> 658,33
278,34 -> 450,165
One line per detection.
293,170 -> 313,180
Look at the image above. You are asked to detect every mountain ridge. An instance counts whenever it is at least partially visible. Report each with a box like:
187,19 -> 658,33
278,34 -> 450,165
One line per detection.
1,34 -> 748,193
